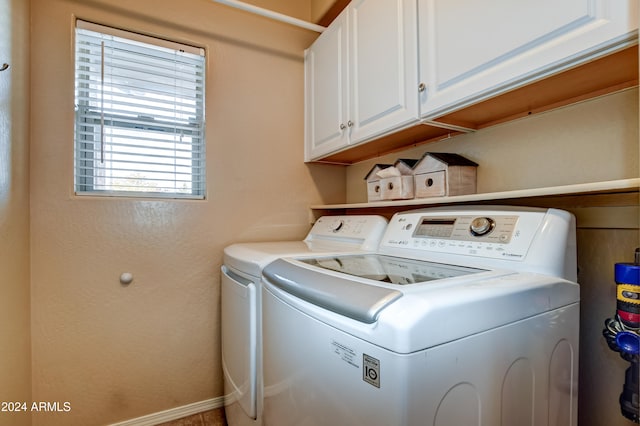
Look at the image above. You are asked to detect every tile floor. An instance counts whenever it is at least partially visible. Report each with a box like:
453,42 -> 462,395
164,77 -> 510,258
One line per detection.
156,408 -> 226,426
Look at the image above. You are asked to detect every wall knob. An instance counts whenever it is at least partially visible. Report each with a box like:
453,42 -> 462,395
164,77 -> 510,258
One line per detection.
120,272 -> 134,285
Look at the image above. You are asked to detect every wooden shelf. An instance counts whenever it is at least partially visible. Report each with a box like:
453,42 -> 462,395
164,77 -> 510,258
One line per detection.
432,45 -> 639,130
316,125 -> 462,164
310,179 -> 640,215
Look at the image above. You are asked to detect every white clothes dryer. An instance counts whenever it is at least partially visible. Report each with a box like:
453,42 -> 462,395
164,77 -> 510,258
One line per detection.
221,215 -> 388,426
261,206 -> 580,426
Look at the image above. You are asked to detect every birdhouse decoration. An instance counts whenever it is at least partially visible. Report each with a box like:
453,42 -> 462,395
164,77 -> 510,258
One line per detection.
413,152 -> 478,198
364,164 -> 393,202
380,158 -> 418,200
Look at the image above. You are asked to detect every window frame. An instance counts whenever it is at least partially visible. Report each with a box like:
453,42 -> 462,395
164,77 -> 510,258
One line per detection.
74,20 -> 207,199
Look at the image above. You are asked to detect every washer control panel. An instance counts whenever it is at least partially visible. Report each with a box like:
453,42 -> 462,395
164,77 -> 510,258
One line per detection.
381,209 -> 547,260
412,215 -> 517,244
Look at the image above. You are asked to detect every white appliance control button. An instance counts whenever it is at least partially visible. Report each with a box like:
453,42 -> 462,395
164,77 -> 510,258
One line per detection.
470,217 -> 495,236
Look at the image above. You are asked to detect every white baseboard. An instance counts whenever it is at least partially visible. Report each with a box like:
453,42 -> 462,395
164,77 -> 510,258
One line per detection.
108,396 -> 225,426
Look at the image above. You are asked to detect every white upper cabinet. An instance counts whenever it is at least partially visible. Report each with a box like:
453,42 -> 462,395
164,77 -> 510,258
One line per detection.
305,9 -> 349,160
305,0 -> 419,162
306,0 -> 637,163
418,0 -> 639,119
348,0 -> 419,143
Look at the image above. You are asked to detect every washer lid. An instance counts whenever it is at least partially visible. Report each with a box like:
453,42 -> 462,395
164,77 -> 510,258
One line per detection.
299,254 -> 484,285
263,254 -> 580,353
263,258 -> 403,324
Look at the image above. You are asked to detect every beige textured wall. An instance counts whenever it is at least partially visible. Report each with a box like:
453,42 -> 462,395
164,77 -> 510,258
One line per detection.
0,0 -> 31,425
310,0 -> 336,22
346,88 -> 639,203
29,0 -> 344,425
245,0 -> 311,20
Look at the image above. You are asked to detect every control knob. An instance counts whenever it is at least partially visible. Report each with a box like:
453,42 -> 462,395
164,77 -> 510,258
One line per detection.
470,217 -> 495,237
330,219 -> 345,232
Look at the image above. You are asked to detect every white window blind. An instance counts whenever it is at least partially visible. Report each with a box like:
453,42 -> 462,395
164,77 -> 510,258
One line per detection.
74,20 -> 206,199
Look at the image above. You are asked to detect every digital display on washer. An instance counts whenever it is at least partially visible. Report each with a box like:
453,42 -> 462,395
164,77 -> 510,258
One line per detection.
300,254 -> 484,285
413,217 -> 457,238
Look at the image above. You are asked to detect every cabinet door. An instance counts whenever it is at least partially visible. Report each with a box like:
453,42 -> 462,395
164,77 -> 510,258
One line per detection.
349,0 -> 419,143
418,0 -> 639,119
304,10 -> 349,161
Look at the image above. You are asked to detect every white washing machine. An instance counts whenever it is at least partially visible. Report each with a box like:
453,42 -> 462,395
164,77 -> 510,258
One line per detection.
261,206 -> 580,426
221,215 -> 388,426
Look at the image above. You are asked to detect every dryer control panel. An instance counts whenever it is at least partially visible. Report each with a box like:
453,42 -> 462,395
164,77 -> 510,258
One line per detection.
305,215 -> 389,251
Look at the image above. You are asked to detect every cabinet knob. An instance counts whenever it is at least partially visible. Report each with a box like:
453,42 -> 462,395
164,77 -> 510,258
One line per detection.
340,123 -> 346,130
418,83 -> 426,93
347,120 -> 353,127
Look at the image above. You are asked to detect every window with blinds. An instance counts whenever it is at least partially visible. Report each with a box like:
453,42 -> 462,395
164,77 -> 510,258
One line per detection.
74,20 -> 206,199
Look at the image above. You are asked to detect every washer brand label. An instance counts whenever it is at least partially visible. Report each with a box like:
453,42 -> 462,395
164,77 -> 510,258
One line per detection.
363,354 -> 380,388
502,252 -> 523,258
331,340 -> 358,368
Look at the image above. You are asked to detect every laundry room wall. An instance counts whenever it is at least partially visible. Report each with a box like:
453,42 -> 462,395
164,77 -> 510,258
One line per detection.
29,0 -> 344,425
0,0 -> 31,426
310,0 -> 337,21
